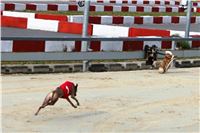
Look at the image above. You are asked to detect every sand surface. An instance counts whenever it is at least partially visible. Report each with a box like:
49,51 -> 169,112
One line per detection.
1,68 -> 200,133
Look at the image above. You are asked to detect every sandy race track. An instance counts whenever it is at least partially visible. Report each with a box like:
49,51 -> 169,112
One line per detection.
1,67 -> 200,133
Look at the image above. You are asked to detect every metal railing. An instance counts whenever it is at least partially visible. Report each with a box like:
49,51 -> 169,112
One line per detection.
1,35 -> 200,72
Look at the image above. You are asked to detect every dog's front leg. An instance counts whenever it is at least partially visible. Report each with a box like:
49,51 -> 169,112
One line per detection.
66,97 -> 77,108
71,96 -> 80,106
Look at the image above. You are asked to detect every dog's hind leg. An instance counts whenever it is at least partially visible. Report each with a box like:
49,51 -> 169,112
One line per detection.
35,92 -> 53,115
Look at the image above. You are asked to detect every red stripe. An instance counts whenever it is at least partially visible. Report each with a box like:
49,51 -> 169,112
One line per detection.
175,1 -> 180,5
47,4 -> 58,11
35,13 -> 68,21
193,2 -> 198,6
134,17 -> 143,24
129,28 -> 170,37
74,41 -> 81,52
90,41 -> 101,51
13,40 -> 45,52
110,0 -> 116,3
155,1 -> 160,5
113,16 -> 124,24
190,17 -> 196,23
191,35 -> 200,48
197,8 -> 200,13
165,1 -> 170,5
4,3 -> 15,10
26,4 -> 37,10
171,17 -> 179,23
122,6 -> 129,12
58,22 -> 93,35
97,0 -> 103,3
90,5 -> 96,11
69,5 -> 78,11
1,16 -> 27,29
137,6 -> 144,12
178,8 -> 185,12
152,7 -> 159,12
161,41 -> 172,49
122,1 -> 128,4
123,41 -> 144,51
104,6 -> 113,11
132,0 -> 137,4
166,7 -> 172,12
143,1 -> 149,4
89,16 -> 101,24
153,17 -> 163,24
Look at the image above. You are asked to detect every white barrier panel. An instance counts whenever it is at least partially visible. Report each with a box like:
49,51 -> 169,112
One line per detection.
95,5 -> 104,12
68,15 -> 83,23
35,3 -> 48,11
3,11 -> 35,18
123,16 -> 134,26
100,41 -> 123,51
163,16 -> 171,24
129,6 -> 137,12
142,36 -> 162,49
196,17 -> 200,23
143,16 -> 153,24
27,18 -> 59,32
14,3 -> 26,11
179,16 -> 187,24
92,24 -> 129,37
101,16 -> 113,25
113,6 -> 122,12
170,30 -> 200,37
144,6 -> 151,12
45,41 -> 75,52
1,41 -> 13,52
0,3 -> 5,10
58,4 -> 69,11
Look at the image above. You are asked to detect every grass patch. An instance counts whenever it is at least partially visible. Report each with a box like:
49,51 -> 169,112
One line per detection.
24,10 -> 200,16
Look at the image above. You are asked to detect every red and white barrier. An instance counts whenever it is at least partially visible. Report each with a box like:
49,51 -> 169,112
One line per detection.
3,11 -> 200,26
1,16 -> 93,35
1,15 -> 199,52
1,2 -> 197,13
1,40 -> 172,52
89,0 -> 181,6
70,15 -> 200,25
2,11 -> 68,21
2,37 -> 199,52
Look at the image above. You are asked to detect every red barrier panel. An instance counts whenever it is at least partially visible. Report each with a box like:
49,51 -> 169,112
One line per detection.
13,40 -> 45,52
90,41 -> 101,51
113,16 -> 124,24
172,16 -> 179,23
26,4 -> 37,10
129,27 -> 170,37
47,4 -> 58,11
58,22 -> 93,35
153,17 -> 163,24
134,17 -> 143,24
1,16 -> 27,28
191,35 -> 200,48
123,41 -> 143,51
35,13 -> 68,21
197,8 -> 200,13
89,16 -> 101,24
4,3 -> 15,10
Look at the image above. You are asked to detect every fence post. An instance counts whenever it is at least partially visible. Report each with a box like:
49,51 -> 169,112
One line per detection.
185,0 -> 192,38
81,0 -> 90,72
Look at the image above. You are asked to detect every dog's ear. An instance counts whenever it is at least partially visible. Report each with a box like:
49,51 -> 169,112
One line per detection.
75,84 -> 78,92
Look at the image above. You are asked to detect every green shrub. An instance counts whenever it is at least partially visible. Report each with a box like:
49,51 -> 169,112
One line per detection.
176,41 -> 191,49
